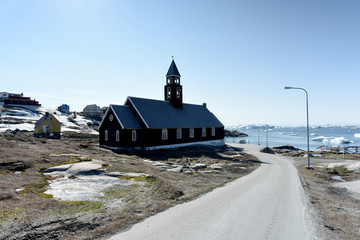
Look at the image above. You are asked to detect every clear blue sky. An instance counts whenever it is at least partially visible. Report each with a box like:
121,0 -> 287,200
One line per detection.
1,0 -> 359,126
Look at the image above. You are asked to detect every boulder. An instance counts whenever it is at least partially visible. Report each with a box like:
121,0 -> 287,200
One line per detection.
210,163 -> 224,170
192,163 -> 207,170
260,147 -> 275,154
167,165 -> 183,173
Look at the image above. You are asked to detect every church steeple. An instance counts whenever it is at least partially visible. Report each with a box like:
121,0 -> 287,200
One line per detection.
164,59 -> 183,108
166,59 -> 181,78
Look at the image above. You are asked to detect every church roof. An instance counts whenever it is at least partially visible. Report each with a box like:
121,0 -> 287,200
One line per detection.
126,97 -> 224,129
110,105 -> 143,129
166,60 -> 181,77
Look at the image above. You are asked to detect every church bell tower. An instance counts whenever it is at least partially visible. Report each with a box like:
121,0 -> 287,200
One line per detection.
164,59 -> 183,108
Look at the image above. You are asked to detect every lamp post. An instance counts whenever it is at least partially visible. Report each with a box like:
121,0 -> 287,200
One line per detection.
265,128 -> 269,147
284,86 -> 311,169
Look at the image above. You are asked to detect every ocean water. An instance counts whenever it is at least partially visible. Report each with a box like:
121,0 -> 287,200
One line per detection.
225,126 -> 360,151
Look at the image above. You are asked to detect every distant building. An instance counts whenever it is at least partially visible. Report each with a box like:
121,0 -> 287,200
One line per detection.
0,92 -> 24,102
2,92 -> 40,111
101,106 -> 108,115
83,104 -> 102,119
99,60 -> 224,150
57,104 -> 70,114
34,113 -> 61,139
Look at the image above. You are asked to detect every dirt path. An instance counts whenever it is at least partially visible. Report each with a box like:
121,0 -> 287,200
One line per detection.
109,144 -> 315,240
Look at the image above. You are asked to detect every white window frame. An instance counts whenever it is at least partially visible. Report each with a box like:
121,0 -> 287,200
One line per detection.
167,87 -> 171,100
109,114 -> 114,121
176,87 -> 181,99
189,128 -> 194,138
177,128 -> 182,139
132,130 -> 137,142
202,127 -> 206,137
116,130 -> 120,142
162,128 -> 168,140
211,127 -> 215,137
105,130 -> 108,141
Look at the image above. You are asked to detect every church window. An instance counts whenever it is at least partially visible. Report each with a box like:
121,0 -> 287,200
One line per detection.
189,128 -> 194,138
167,87 -> 171,100
132,130 -> 137,141
211,127 -> 216,136
174,77 -> 179,84
105,130 -> 108,141
176,87 -> 181,99
109,114 -> 114,121
116,130 -> 120,142
177,128 -> 182,139
202,127 -> 206,137
162,128 -> 168,140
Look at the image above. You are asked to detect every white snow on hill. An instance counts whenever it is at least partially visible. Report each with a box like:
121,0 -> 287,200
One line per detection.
0,106 -> 99,134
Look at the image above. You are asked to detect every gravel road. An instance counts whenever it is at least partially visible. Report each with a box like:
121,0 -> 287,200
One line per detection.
108,144 -> 316,240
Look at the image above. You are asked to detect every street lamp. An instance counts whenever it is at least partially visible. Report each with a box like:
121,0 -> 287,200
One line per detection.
284,86 -> 311,169
265,128 -> 269,148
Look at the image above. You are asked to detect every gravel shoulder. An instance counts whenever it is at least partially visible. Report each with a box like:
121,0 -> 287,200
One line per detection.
0,132 -> 260,240
110,143 -> 311,240
279,152 -> 360,239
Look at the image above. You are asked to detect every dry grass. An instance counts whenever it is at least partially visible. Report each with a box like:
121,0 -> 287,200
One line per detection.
0,132 -> 260,240
298,164 -> 360,239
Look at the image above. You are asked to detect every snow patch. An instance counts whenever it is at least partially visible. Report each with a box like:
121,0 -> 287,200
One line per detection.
43,160 -> 147,201
327,161 -> 360,172
334,180 -> 360,198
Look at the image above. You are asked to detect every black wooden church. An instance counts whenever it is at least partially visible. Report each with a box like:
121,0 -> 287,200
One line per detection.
99,60 -> 224,150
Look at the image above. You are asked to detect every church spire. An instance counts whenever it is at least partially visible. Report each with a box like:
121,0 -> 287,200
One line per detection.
164,59 -> 183,108
166,59 -> 181,77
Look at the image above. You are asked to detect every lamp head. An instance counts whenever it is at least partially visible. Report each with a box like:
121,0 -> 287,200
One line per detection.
284,86 -> 292,89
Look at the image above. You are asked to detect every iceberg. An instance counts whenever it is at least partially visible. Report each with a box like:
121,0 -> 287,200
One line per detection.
312,136 -> 327,142
324,137 -> 353,145
354,133 -> 360,138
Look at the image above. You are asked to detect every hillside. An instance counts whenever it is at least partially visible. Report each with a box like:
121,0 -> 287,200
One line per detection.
0,131 -> 260,239
0,105 -> 99,134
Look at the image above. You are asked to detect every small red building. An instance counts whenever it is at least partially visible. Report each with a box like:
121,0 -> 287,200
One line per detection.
4,95 -> 41,111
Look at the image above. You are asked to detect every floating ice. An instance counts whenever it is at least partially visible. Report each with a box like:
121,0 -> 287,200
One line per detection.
311,136 -> 327,142
354,133 -> 360,138
324,137 -> 352,145
312,136 -> 352,145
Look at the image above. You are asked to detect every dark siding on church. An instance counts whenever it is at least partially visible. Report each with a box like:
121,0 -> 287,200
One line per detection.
142,127 -> 224,147
100,108 -> 121,146
99,108 -> 145,148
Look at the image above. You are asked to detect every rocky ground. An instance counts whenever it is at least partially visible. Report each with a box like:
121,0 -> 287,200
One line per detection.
273,147 -> 360,239
0,132 -> 260,240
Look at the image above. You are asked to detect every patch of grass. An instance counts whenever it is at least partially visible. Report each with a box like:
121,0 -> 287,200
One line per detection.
103,188 -> 128,199
329,166 -> 354,175
71,155 -> 92,161
61,200 -> 104,214
117,175 -> 156,182
23,178 -> 49,194
102,184 -> 142,200
0,208 -> 23,226
40,191 -> 53,199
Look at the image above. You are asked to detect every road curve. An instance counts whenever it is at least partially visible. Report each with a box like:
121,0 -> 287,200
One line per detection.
109,144 -> 311,240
